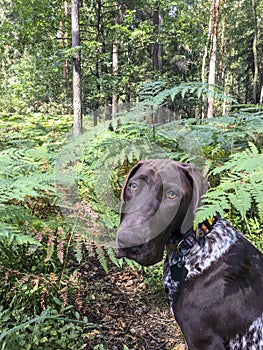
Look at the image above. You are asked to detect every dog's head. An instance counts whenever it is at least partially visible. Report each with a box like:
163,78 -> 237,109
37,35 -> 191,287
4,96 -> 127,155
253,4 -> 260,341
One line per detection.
115,159 -> 208,266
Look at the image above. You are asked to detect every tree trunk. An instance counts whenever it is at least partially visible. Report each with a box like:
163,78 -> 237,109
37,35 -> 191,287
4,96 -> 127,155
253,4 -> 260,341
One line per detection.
251,0 -> 258,103
207,0 -> 220,119
92,0 -> 102,125
112,1 -> 120,118
112,42 -> 119,118
201,0 -> 213,119
60,1 -> 69,112
219,20 -> 227,115
152,8 -> 163,72
219,20 -> 225,87
104,99 -> 112,121
260,86 -> 263,105
71,0 -> 82,135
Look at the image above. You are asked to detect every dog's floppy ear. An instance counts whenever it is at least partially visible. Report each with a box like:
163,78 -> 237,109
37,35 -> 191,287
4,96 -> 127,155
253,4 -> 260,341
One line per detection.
121,161 -> 144,202
178,162 -> 209,234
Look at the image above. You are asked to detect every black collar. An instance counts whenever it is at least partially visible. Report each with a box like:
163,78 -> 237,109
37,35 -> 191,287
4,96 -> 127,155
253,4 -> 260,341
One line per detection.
167,216 -> 217,255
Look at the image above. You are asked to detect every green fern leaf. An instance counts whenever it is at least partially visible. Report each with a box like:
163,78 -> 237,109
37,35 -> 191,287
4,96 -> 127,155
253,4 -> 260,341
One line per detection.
96,247 -> 109,273
250,182 -> 263,221
106,247 -> 121,267
194,203 -> 226,227
124,257 -> 141,270
229,187 -> 251,218
0,224 -> 42,245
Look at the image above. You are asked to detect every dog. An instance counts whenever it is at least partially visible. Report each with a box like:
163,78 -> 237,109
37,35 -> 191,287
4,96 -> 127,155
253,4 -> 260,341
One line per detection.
115,159 -> 263,349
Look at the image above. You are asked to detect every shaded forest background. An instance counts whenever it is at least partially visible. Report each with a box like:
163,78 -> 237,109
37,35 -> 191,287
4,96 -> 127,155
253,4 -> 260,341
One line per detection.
1,0 -> 262,117
0,1 -> 262,349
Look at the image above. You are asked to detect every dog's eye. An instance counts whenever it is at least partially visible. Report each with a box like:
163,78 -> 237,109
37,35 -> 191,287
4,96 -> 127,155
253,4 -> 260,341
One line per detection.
129,182 -> 138,191
167,190 -> 177,199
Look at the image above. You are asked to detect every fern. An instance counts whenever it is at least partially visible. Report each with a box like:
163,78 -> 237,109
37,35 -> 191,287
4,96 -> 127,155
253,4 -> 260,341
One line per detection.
96,247 -> 109,273
106,247 -> 120,267
250,182 -> 263,220
124,257 -> 141,270
139,81 -> 237,108
0,145 -> 56,245
195,143 -> 263,227
0,224 -> 41,245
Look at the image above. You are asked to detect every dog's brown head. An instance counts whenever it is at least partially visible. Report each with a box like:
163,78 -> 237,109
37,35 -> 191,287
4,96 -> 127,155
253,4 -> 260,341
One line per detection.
115,159 -> 208,266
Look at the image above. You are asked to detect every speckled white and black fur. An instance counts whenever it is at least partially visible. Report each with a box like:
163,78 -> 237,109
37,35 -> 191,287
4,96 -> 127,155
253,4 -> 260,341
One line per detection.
164,219 -> 238,314
163,218 -> 263,349
229,314 -> 263,349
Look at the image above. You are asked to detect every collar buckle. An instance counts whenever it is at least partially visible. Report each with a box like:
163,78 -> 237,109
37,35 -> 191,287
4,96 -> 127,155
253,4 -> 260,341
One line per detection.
177,239 -> 191,257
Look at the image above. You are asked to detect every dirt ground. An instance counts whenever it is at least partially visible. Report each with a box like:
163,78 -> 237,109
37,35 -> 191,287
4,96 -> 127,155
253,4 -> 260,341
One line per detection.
78,257 -> 187,350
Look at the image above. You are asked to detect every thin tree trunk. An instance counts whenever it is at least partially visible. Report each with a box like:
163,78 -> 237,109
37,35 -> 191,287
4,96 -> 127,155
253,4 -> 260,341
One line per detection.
251,0 -> 258,103
260,86 -> 263,105
219,20 -> 227,115
94,0 -> 102,126
201,0 -> 213,119
219,20 -> 225,86
112,1 -> 120,118
112,50 -> 119,118
112,39 -> 119,118
201,45 -> 208,119
152,8 -> 163,72
72,0 -> 82,135
201,45 -> 208,86
207,0 -> 220,119
59,1 -> 69,113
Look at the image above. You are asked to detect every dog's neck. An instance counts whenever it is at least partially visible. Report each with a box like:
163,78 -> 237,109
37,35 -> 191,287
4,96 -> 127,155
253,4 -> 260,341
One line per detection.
165,216 -> 218,283
166,215 -> 218,254
165,217 -> 239,283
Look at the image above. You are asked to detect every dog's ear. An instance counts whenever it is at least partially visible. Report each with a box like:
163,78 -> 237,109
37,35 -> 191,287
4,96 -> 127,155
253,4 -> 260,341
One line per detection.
178,162 -> 209,234
121,161 -> 144,202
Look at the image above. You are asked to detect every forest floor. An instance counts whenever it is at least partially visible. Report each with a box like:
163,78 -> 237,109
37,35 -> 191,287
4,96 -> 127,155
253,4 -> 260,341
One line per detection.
77,256 -> 187,350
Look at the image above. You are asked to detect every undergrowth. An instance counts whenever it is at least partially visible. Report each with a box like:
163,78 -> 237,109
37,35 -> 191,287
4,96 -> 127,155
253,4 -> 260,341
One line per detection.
0,88 -> 262,348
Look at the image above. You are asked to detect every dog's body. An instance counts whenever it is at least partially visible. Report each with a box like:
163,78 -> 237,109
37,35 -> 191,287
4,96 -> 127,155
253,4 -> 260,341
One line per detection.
164,218 -> 263,349
115,159 -> 263,349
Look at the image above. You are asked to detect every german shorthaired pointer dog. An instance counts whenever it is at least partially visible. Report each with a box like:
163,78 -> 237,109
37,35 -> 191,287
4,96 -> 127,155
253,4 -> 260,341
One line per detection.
115,159 -> 263,349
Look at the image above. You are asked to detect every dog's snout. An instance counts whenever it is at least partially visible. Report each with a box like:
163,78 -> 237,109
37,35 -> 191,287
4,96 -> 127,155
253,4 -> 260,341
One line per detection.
115,230 -> 144,261
116,230 -> 142,249
115,245 -> 141,259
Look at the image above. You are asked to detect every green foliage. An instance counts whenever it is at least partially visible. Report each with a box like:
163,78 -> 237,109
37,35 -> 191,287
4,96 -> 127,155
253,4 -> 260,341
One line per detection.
0,307 -> 99,350
1,0 -> 262,114
195,143 -> 263,244
140,81 -> 237,109
0,107 -> 262,348
143,262 -> 165,297
0,145 -> 55,244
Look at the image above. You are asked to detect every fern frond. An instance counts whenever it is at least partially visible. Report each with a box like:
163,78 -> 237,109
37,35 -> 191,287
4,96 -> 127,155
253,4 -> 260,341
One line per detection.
229,188 -> 251,218
250,181 -> 263,221
0,172 -> 55,203
96,247 -> 109,273
195,204 -> 226,226
196,142 -> 263,225
106,247 -> 121,267
0,224 -> 41,245
212,144 -> 262,175
124,257 -> 141,270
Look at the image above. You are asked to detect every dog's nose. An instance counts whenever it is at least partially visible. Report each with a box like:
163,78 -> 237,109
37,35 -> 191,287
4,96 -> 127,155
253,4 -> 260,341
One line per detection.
116,230 -> 143,249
